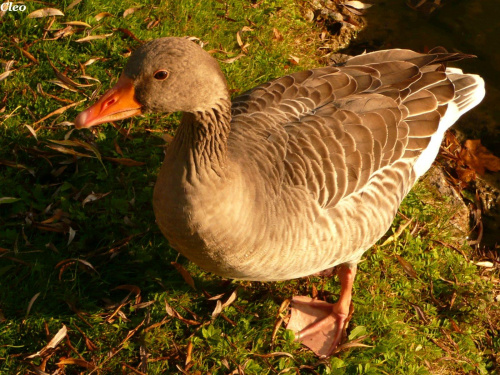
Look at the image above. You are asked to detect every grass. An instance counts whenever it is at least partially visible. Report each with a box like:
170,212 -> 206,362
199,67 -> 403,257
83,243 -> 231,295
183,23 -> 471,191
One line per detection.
0,0 -> 499,374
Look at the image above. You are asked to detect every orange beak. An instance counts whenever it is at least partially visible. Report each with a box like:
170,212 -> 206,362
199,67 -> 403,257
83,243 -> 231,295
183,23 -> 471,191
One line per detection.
75,75 -> 142,129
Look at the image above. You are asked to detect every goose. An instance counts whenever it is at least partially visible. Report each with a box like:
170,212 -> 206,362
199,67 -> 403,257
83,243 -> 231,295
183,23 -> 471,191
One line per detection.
74,37 -> 485,357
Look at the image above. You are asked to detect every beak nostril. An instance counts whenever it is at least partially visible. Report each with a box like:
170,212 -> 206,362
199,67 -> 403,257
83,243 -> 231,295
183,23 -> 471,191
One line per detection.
103,98 -> 116,110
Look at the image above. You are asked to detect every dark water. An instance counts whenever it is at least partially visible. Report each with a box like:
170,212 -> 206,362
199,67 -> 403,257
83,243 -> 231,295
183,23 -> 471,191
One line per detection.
344,0 -> 500,245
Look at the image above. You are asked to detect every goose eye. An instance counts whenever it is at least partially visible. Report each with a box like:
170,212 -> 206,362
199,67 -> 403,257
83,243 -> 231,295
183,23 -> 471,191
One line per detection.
153,70 -> 169,80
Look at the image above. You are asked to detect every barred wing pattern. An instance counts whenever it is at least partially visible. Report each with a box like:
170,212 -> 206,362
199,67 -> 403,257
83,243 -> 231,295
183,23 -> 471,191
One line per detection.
231,49 -> 474,209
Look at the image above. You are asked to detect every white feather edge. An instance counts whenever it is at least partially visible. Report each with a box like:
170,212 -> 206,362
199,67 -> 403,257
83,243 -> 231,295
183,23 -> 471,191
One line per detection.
412,70 -> 485,178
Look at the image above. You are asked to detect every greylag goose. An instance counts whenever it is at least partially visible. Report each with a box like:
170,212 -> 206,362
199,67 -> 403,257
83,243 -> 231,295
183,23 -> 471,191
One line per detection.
75,37 -> 485,357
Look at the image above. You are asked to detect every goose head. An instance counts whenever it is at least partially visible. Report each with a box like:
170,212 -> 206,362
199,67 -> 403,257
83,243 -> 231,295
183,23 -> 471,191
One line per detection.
75,37 -> 229,129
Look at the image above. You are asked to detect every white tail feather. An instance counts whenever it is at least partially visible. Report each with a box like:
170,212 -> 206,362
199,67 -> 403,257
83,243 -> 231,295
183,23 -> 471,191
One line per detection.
413,70 -> 485,177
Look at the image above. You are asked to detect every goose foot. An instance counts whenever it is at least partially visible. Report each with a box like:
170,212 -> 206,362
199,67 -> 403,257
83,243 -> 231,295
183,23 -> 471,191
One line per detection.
286,264 -> 357,357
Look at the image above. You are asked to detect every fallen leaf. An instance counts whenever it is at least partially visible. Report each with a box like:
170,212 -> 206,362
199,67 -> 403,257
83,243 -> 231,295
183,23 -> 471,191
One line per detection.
115,28 -> 142,42
289,55 -> 300,65
40,209 -> 64,224
95,12 -> 113,21
28,8 -> 65,18
48,57 -> 93,89
165,300 -> 200,325
56,259 -> 99,280
67,0 -> 83,10
185,341 -> 193,366
344,1 -> 372,10
123,7 -> 141,17
68,227 -> 76,245
26,325 -> 67,359
221,290 -> 237,309
57,358 -> 95,370
460,139 -> 500,175
395,254 -> 418,279
24,124 -> 38,140
0,70 -> 13,81
53,26 -> 75,39
272,28 -> 283,41
171,262 -> 196,290
0,197 -> 21,204
62,21 -> 91,28
221,53 -> 245,64
211,300 -> 223,319
236,31 -> 243,47
251,352 -> 294,359
33,100 -> 85,126
75,33 -> 113,43
83,58 -> 102,66
49,139 -> 102,161
46,144 -> 92,158
82,191 -> 111,206
103,156 -> 145,166
0,159 -> 35,176
26,292 -> 41,318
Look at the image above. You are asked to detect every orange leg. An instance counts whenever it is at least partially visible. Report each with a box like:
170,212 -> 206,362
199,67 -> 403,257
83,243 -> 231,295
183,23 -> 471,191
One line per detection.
286,263 -> 357,357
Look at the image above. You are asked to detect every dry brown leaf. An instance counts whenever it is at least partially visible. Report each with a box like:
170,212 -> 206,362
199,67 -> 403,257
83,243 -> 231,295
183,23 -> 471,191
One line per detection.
241,26 -> 254,32
221,53 -> 245,64
54,26 -> 75,39
57,358 -> 95,369
0,70 -> 13,81
17,47 -> 39,64
46,144 -> 92,158
207,293 -> 225,301
271,317 -> 284,343
48,80 -> 79,92
221,290 -> 237,309
67,0 -> 83,10
26,292 -> 41,317
82,191 -> 111,206
344,1 -> 372,10
75,33 -> 113,43
28,8 -> 64,18
114,140 -> 124,157
123,7 -> 141,17
33,100 -> 85,126
460,139 -> 500,175
40,209 -> 64,224
0,159 -> 35,175
95,12 -> 113,21
236,31 -> 243,47
251,352 -> 294,359
83,57 -> 102,66
103,156 -> 145,166
165,300 -> 200,325
211,300 -> 223,319
55,259 -> 98,280
272,28 -> 283,41
115,28 -> 142,42
395,254 -> 418,279
171,262 -> 196,290
63,21 -> 91,28
26,325 -> 67,359
185,341 -> 193,366
48,58 -> 94,89
288,55 -> 300,65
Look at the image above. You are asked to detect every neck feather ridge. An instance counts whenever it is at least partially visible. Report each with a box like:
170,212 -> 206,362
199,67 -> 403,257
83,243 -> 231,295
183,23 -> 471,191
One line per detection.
170,98 -> 232,181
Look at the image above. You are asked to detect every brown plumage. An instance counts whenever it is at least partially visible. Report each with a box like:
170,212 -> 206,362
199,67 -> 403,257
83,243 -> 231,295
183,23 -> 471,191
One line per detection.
75,37 -> 485,356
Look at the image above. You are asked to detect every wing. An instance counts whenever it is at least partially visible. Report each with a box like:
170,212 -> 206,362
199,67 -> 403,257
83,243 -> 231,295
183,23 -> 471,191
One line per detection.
230,49 -> 468,208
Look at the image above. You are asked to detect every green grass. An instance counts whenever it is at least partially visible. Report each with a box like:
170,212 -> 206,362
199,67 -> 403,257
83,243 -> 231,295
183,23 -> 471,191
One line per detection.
1,0 -> 498,374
